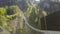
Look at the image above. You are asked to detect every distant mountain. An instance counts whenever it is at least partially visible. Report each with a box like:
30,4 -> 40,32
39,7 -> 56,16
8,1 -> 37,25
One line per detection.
16,0 -> 28,11
37,0 -> 60,14
0,0 -> 16,7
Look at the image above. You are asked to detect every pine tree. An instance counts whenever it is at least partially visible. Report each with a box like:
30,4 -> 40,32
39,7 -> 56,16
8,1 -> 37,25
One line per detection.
0,7 -> 7,27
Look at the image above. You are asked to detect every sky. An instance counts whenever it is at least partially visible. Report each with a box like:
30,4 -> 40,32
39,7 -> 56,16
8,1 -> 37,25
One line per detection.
35,0 -> 40,1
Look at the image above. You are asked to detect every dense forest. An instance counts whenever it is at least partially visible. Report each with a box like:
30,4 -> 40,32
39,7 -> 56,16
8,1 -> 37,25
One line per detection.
0,0 -> 46,34
0,0 -> 60,34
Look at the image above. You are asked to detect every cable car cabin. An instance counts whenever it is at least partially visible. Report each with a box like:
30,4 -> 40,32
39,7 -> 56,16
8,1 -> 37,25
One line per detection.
41,11 -> 60,31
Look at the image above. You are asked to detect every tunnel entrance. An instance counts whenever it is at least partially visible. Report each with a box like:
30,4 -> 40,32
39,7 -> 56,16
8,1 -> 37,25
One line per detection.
41,11 -> 60,31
